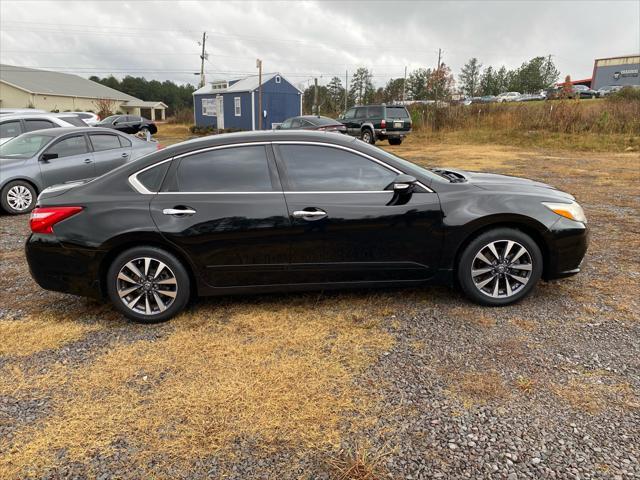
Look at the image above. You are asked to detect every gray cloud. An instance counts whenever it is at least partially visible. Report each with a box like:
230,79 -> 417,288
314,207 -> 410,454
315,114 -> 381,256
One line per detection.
1,0 -> 638,89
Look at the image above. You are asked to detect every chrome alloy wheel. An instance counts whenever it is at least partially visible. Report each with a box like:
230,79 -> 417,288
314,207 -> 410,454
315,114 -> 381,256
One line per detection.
471,240 -> 533,298
116,257 -> 178,315
7,185 -> 33,211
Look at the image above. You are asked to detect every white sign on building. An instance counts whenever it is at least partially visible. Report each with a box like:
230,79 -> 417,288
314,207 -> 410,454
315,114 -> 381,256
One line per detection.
202,98 -> 217,116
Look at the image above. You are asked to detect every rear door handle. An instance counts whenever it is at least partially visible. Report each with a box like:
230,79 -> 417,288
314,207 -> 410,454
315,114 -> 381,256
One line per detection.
84,158 -> 93,163
163,208 -> 197,216
121,153 -> 129,158
292,209 -> 328,219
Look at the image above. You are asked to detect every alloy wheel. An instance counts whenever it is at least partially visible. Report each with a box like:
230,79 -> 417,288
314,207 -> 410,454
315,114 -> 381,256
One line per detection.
116,257 -> 178,315
6,185 -> 33,211
471,240 -> 533,298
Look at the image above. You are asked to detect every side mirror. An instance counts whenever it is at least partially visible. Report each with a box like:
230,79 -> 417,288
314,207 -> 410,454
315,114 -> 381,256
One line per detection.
113,121 -> 119,125
391,174 -> 417,194
40,152 -> 58,162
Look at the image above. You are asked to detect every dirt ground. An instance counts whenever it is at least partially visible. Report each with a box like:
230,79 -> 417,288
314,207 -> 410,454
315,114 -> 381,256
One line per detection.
0,130 -> 638,479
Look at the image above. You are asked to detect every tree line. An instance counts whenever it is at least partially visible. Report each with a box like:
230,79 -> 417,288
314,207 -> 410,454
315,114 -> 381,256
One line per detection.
89,75 -> 196,114
303,55 -> 562,116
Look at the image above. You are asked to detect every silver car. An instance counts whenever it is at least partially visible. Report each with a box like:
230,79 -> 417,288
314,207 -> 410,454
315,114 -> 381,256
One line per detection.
0,127 -> 158,214
0,113 -> 88,145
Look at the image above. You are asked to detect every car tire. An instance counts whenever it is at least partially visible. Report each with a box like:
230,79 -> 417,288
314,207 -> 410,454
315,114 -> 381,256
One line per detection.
1,180 -> 37,215
106,246 -> 191,323
457,228 -> 542,306
389,138 -> 402,146
361,128 -> 375,144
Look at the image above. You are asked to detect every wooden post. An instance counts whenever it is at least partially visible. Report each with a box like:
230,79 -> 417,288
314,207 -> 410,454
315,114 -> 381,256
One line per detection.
257,59 -> 263,130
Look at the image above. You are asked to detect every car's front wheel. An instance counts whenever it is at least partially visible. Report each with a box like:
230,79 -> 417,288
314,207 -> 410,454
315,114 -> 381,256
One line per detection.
106,246 -> 191,323
1,180 -> 37,214
458,228 -> 542,306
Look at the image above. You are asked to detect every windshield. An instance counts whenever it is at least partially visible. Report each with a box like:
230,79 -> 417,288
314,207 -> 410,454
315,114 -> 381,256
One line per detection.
0,133 -> 54,158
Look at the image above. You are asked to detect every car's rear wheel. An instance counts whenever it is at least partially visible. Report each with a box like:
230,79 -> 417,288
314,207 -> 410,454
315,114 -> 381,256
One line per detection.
361,128 -> 375,144
1,180 -> 36,215
389,138 -> 402,145
106,246 -> 190,323
458,228 -> 542,306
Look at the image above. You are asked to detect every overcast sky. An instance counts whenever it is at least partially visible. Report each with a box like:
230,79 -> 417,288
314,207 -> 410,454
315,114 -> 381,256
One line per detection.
1,0 -> 638,90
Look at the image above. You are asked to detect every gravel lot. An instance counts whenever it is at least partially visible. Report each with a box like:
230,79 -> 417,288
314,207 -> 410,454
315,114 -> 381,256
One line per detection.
0,138 -> 638,479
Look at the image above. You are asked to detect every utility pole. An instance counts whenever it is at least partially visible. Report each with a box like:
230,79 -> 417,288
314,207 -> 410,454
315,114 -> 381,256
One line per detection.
435,48 -> 442,104
313,78 -> 318,115
344,70 -> 348,111
256,58 -> 263,130
402,65 -> 407,102
199,32 -> 207,88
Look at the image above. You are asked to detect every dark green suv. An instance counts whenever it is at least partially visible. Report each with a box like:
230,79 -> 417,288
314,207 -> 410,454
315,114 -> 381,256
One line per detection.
338,104 -> 412,145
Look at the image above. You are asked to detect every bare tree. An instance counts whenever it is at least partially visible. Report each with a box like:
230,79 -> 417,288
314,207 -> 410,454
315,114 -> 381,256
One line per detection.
93,98 -> 118,119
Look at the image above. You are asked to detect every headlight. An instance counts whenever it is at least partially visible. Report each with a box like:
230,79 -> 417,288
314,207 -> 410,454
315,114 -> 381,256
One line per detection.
542,201 -> 587,224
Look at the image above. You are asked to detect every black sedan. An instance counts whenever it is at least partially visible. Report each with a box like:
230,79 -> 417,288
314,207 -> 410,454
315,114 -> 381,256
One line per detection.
26,131 -> 588,323
278,115 -> 346,133
97,115 -> 158,136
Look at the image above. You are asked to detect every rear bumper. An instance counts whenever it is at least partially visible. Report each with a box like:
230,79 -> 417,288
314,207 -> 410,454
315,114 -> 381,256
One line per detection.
25,234 -> 104,299
543,218 -> 589,280
375,129 -> 411,139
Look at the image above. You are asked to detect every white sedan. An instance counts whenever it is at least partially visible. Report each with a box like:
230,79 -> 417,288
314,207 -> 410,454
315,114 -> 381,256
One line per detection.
0,113 -> 88,145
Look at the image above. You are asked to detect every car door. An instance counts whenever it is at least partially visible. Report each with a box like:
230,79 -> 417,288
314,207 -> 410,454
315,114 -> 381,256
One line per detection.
149,143 -> 291,288
88,132 -> 131,176
273,142 -> 443,284
112,115 -> 128,133
353,107 -> 368,134
38,134 -> 96,186
341,108 -> 357,135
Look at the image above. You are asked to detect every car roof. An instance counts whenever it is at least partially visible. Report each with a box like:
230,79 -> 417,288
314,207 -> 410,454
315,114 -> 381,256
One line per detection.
19,126 -> 123,135
0,112 -> 80,121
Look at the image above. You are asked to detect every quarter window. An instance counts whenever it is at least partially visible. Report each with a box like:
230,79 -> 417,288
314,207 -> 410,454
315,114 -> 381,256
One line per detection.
24,119 -> 56,132
277,145 -> 396,191
234,97 -> 241,116
89,134 -> 121,152
119,135 -> 132,147
0,121 -> 22,137
46,135 -> 90,158
176,146 -> 274,192
61,116 -> 87,127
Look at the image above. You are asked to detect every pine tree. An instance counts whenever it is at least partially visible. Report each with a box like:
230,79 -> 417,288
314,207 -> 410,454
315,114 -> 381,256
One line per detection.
349,67 -> 374,105
459,58 -> 483,96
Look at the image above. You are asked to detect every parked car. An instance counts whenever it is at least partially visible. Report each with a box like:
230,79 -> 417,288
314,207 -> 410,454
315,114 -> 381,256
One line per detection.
516,93 -> 545,102
596,85 -> 623,97
69,112 -> 100,126
0,113 -> 87,145
572,85 -> 598,99
97,115 -> 158,136
25,130 -> 588,323
0,108 -> 46,116
0,127 -> 158,214
339,104 -> 411,145
496,92 -> 521,102
277,115 -> 346,133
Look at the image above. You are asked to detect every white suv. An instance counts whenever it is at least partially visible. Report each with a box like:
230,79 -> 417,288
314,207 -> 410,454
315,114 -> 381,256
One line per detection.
496,92 -> 521,103
0,113 -> 87,145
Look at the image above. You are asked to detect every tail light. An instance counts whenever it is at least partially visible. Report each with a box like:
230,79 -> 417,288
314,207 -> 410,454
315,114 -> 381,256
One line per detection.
156,143 -> 164,150
30,207 -> 83,234
381,119 -> 386,128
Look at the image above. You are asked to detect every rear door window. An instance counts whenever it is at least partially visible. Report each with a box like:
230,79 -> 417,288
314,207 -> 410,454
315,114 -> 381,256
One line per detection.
355,107 -> 367,118
24,119 -> 56,132
0,120 -> 22,137
62,116 -> 87,127
175,145 -> 274,192
367,106 -> 383,117
89,134 -> 122,151
46,135 -> 90,158
118,135 -> 132,147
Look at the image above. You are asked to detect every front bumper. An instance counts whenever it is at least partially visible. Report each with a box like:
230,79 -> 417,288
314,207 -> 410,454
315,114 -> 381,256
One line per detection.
543,217 -> 589,280
26,234 -> 105,299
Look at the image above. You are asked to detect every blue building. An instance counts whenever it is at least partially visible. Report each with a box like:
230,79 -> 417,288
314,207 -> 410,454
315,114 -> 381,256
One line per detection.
193,73 -> 302,130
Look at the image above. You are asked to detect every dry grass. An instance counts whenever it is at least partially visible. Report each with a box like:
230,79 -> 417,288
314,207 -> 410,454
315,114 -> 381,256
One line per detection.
329,442 -> 391,480
0,315 -> 99,357
447,370 -> 509,407
0,295 -> 395,478
550,373 -> 640,414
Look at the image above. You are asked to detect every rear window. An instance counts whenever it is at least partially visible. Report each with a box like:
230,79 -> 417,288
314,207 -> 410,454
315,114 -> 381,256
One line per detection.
62,116 -> 88,127
386,107 -> 409,119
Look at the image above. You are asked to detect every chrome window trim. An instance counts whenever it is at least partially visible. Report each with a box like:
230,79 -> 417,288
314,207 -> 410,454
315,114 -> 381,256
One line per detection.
127,140 -> 434,195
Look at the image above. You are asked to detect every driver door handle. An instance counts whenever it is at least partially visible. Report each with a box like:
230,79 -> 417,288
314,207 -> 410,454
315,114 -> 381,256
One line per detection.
292,209 -> 328,219
163,208 -> 197,216
84,158 -> 93,163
